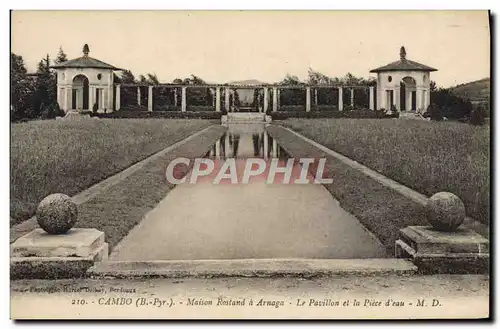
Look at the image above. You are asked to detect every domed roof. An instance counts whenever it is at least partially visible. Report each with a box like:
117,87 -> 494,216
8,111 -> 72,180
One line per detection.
50,44 -> 122,71
370,46 -> 437,73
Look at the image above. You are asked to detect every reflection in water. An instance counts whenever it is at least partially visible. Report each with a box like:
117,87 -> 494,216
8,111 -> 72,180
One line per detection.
206,124 -> 287,159
252,134 -> 259,157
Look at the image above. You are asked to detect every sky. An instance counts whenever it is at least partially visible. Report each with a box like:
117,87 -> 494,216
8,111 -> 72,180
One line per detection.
11,10 -> 490,88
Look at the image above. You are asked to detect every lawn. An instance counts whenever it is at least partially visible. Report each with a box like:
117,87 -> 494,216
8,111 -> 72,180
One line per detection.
10,118 -> 215,225
281,118 -> 490,225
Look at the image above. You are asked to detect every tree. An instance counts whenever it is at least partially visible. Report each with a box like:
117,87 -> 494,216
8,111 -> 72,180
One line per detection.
146,73 -> 160,85
470,104 -> 486,125
280,74 -> 303,86
116,70 -> 137,109
120,70 -> 136,84
10,53 -> 35,121
430,80 -> 437,92
173,75 -> 212,107
55,46 -> 68,64
430,82 -> 472,120
307,68 -> 333,85
31,54 -> 57,118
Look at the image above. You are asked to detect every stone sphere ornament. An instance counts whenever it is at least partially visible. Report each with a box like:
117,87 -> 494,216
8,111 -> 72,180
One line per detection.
36,193 -> 78,234
426,192 -> 465,232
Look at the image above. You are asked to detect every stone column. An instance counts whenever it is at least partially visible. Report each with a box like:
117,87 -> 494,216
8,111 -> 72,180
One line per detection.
380,89 -> 386,110
215,139 -> 221,159
314,88 -> 318,109
406,90 -> 412,112
108,72 -> 113,111
277,89 -> 280,108
306,87 -> 311,112
424,89 -> 430,111
174,89 -> 178,108
263,87 -> 268,113
115,85 -> 121,111
181,86 -> 187,112
148,86 -> 153,112
108,85 -> 113,111
338,87 -> 343,111
89,86 -> 94,110
215,87 -> 221,112
64,87 -> 69,112
57,87 -> 62,110
350,88 -> 354,107
394,86 -> 401,111
263,132 -> 269,160
224,87 -> 230,113
272,87 -> 278,112
102,89 -> 108,111
225,133 -> 230,157
136,86 -> 141,106
369,86 -> 375,111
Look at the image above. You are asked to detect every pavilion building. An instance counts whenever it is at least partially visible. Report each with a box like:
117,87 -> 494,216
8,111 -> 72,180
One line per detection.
50,44 -> 121,113
370,46 -> 437,113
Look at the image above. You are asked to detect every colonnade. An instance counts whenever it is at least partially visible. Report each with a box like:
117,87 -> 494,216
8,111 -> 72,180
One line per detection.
114,84 -> 376,112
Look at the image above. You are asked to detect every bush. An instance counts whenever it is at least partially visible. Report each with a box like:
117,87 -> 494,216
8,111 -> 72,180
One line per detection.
39,103 -> 50,120
427,104 -> 444,121
39,102 -> 65,120
187,105 -> 215,112
97,110 -> 222,120
120,104 -> 149,111
470,105 -> 486,126
152,105 -> 181,112
270,110 -> 396,120
315,105 -> 339,111
53,103 -> 65,117
431,88 -> 473,119
278,105 -> 306,112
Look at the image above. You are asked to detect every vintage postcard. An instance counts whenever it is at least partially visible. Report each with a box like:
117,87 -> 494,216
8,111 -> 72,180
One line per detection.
9,10 -> 490,320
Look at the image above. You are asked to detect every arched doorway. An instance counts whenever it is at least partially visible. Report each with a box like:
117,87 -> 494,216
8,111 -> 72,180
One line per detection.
400,76 -> 416,112
72,74 -> 89,110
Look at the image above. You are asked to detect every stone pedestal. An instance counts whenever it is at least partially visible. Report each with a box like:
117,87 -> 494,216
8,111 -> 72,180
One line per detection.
11,228 -> 108,279
395,226 -> 489,274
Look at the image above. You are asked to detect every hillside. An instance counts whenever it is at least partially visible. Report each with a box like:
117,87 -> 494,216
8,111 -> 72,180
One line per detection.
450,78 -> 490,104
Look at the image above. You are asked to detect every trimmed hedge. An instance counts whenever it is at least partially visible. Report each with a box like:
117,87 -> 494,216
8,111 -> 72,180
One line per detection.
119,105 -> 216,112
96,110 -> 222,120
120,104 -> 149,111
187,105 -> 216,112
270,110 -> 398,120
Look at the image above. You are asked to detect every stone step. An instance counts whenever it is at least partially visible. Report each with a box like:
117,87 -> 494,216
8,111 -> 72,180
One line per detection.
225,113 -> 267,123
88,258 -> 417,278
399,112 -> 427,120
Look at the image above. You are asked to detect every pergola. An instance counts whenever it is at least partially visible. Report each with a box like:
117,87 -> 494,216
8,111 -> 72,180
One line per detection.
115,83 -> 376,113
